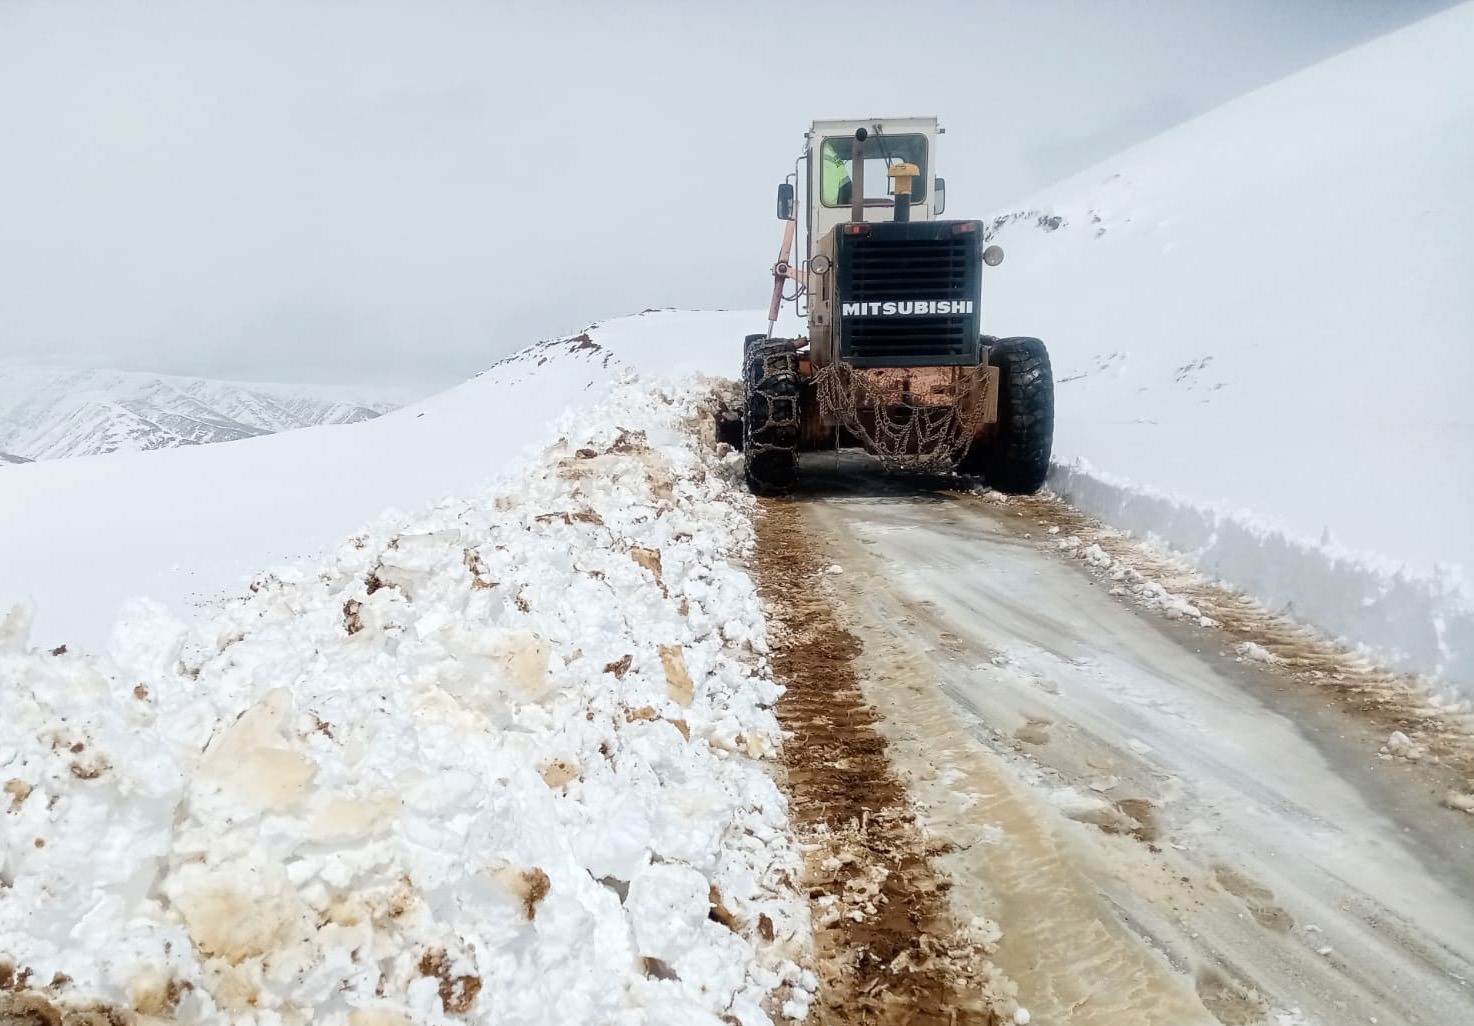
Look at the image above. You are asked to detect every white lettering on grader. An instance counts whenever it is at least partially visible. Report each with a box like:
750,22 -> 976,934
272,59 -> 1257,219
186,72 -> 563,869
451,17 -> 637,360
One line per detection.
840,300 -> 975,316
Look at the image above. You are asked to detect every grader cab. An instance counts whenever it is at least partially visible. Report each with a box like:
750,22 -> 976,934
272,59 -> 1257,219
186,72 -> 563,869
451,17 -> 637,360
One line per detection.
728,116 -> 1055,496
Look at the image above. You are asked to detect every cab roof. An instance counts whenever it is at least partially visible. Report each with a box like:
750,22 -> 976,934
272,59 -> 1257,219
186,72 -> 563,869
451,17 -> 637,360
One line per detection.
807,115 -> 940,138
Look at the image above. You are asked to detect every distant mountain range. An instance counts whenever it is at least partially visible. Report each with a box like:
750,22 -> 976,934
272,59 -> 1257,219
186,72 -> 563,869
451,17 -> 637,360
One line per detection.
0,365 -> 405,463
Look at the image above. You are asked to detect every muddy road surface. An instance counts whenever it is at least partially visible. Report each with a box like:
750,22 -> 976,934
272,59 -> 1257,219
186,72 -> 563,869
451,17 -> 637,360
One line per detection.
758,454 -> 1473,1026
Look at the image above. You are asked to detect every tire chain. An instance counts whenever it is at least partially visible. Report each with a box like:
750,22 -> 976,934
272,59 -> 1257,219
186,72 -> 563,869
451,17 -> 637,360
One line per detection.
743,338 -> 802,493
814,362 -> 992,471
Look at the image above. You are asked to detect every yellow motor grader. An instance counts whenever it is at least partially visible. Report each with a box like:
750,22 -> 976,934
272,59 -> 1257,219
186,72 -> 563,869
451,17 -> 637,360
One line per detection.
721,116 -> 1054,496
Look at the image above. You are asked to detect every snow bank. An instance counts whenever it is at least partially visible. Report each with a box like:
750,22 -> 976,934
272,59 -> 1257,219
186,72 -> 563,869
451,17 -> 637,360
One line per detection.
984,4 -> 1474,691
1,376 -> 814,1024
0,310 -> 790,653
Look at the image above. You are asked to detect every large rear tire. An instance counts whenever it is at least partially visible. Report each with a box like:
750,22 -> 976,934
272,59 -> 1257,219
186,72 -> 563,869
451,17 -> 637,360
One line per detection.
962,336 -> 1054,493
743,338 -> 801,496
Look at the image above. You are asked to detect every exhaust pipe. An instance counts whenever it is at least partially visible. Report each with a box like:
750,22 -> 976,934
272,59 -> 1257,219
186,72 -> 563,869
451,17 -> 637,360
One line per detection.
850,127 -> 867,223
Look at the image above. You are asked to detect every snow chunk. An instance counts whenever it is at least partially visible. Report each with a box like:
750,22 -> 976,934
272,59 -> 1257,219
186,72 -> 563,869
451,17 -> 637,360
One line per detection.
1443,791 -> 1474,815
1236,641 -> 1284,665
1381,730 -> 1426,762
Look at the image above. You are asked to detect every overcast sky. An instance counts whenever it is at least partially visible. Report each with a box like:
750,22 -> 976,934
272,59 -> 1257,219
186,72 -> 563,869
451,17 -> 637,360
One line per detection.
0,0 -> 1452,392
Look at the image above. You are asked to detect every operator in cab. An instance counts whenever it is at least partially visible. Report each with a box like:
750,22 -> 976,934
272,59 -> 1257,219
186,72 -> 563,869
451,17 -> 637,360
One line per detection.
821,142 -> 852,206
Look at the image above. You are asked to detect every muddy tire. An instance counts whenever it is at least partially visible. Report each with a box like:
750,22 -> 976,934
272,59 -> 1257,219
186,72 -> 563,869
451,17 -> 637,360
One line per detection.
743,338 -> 801,496
962,336 -> 1054,493
716,335 -> 774,451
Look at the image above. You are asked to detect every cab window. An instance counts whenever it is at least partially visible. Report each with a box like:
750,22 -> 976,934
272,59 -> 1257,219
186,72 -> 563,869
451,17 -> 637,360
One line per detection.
819,134 -> 928,207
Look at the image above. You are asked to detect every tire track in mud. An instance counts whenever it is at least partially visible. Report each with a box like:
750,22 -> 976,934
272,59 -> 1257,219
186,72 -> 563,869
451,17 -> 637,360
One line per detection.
751,500 -> 1009,1025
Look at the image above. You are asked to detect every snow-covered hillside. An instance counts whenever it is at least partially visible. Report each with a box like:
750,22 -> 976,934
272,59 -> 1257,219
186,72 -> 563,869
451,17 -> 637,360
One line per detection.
985,3 -> 1474,689
0,364 -> 404,461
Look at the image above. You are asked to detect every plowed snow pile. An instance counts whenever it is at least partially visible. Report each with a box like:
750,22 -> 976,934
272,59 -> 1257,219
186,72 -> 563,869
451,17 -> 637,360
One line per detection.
0,310 -> 796,654
986,3 -> 1474,693
0,377 -> 814,1024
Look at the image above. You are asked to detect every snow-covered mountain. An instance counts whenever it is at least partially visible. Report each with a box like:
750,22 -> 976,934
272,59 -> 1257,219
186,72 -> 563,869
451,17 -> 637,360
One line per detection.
0,365 -> 405,462
985,2 -> 1474,685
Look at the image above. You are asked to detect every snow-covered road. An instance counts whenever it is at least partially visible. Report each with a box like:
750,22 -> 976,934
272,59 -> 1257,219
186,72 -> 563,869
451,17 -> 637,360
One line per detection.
786,455 -> 1474,1026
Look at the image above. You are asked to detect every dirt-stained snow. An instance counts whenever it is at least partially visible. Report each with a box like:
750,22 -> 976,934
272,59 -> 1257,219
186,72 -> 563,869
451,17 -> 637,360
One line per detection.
1,380 -> 814,1025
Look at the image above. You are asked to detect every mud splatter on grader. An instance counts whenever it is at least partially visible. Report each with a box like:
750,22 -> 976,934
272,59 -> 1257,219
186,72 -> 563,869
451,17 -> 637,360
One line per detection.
718,116 -> 1054,496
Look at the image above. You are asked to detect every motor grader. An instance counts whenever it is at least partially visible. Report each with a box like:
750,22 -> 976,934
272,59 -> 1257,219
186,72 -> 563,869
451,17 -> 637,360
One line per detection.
721,116 -> 1054,496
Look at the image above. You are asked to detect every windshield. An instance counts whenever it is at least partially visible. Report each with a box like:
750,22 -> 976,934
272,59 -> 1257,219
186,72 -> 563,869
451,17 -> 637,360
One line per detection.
818,133 -> 928,207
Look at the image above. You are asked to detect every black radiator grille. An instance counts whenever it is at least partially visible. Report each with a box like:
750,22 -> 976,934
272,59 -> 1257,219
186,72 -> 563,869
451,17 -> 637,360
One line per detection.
837,223 -> 982,368
848,237 -> 971,299
846,314 -> 972,361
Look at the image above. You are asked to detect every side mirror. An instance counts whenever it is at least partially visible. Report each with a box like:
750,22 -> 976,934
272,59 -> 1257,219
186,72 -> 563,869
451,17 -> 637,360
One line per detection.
776,182 -> 795,221
934,177 -> 946,215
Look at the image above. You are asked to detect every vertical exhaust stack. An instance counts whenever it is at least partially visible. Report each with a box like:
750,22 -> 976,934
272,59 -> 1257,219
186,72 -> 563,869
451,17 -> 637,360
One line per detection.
850,127 -> 867,223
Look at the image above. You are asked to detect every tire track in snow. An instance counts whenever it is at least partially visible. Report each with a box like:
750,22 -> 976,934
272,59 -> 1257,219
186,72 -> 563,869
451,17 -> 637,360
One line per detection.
750,500 -> 1010,1025
787,455 -> 1474,1025
993,489 -> 1474,798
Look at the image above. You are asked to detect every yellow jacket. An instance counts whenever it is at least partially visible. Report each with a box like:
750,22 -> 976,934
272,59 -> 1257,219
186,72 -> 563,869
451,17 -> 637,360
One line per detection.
821,145 -> 849,206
